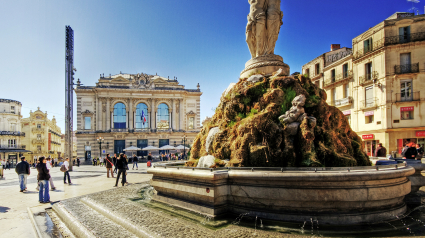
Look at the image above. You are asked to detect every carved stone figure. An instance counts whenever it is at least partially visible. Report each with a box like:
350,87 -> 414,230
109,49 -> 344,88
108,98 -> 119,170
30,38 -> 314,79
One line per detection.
279,95 -> 306,125
246,0 -> 283,58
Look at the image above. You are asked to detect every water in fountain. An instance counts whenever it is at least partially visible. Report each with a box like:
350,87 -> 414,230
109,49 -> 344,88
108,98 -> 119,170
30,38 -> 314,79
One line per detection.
134,186 -> 425,236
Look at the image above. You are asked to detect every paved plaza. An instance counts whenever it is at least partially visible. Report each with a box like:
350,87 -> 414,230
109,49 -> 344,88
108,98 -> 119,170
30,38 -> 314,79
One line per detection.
0,163 -> 153,238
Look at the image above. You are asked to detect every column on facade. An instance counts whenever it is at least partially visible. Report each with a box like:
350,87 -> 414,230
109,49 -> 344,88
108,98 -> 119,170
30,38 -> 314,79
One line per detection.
129,99 -> 133,130
97,98 -> 102,130
168,108 -> 172,130
106,98 -> 111,130
151,99 -> 156,129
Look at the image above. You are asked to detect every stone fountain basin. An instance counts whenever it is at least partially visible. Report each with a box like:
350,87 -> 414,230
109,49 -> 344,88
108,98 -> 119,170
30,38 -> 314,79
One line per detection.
148,163 -> 415,225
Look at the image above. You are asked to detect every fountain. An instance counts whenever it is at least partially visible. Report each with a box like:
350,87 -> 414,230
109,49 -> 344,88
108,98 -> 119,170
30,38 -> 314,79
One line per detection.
147,0 -> 422,227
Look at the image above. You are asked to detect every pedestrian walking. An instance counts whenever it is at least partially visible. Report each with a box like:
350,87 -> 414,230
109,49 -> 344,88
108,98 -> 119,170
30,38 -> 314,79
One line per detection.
77,158 -> 80,167
6,160 -> 10,170
113,154 -> 118,174
15,156 -> 30,192
62,158 -> 72,184
403,142 -> 418,160
416,144 -> 424,160
54,158 -> 58,167
105,154 -> 114,178
132,155 -> 138,170
114,153 -> 128,187
73,159 -> 76,166
1,159 -> 5,169
46,158 -> 56,191
100,157 -> 104,167
37,157 -> 50,203
374,143 -> 387,158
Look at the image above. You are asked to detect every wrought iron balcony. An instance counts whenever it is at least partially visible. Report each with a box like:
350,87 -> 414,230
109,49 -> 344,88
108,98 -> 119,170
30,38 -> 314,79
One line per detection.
0,131 -> 25,136
32,128 -> 44,133
395,91 -> 420,103
394,63 -> 419,74
359,71 -> 379,86
111,128 -> 128,133
0,145 -> 26,149
353,39 -> 385,60
331,97 -> 353,107
324,70 -> 353,88
385,32 -> 425,46
360,98 -> 379,110
32,139 -> 45,144
133,128 -> 151,133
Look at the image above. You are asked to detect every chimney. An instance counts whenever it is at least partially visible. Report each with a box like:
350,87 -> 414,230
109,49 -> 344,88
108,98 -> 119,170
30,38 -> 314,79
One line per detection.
330,44 -> 341,51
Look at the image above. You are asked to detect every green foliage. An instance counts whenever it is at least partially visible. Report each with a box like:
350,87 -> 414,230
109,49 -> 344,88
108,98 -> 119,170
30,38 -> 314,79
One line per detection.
236,113 -> 246,121
281,87 -> 297,114
227,121 -> 237,128
305,95 -> 321,108
247,108 -> 258,117
241,97 -> 251,106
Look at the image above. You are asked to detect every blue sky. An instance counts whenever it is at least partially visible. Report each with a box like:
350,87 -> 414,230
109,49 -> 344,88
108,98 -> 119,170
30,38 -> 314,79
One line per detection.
0,0 -> 416,133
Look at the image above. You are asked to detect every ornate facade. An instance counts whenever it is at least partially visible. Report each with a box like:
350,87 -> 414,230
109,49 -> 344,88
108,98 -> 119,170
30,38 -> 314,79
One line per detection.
0,99 -> 28,167
302,12 -> 425,156
75,73 -> 202,161
21,108 -> 63,163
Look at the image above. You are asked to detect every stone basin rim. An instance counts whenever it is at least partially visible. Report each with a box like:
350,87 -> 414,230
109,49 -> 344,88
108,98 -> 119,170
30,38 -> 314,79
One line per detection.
152,161 -> 408,172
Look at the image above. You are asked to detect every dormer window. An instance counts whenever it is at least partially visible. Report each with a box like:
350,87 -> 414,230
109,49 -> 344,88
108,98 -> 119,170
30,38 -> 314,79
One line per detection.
11,106 -> 15,114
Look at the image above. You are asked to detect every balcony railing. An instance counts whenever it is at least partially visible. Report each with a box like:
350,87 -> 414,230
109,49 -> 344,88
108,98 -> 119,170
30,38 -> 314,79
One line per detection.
394,63 -> 419,74
360,98 -> 379,110
111,128 -> 128,132
324,70 -> 353,88
32,128 -> 44,133
32,139 -> 45,144
395,91 -> 420,102
133,128 -> 151,133
331,97 -> 353,107
0,131 -> 25,136
0,145 -> 26,149
359,71 -> 379,85
353,39 -> 385,60
385,32 -> 425,46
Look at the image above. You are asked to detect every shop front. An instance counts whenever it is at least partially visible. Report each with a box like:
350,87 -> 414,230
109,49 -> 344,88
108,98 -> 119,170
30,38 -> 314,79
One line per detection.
362,134 -> 378,157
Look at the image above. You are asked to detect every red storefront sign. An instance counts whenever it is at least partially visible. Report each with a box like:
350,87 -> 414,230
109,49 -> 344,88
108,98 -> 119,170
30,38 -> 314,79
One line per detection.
365,111 -> 374,116
401,106 -> 414,112
343,110 -> 351,115
416,131 -> 425,137
362,134 -> 374,140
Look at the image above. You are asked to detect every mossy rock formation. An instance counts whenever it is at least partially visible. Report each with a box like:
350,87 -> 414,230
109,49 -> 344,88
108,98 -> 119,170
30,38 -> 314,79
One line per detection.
186,73 -> 371,168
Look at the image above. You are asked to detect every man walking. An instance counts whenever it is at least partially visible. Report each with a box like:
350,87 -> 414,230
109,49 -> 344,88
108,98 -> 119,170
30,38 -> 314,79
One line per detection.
63,158 -> 72,184
114,153 -> 127,187
77,157 -> 80,167
374,143 -> 387,158
132,154 -> 138,170
15,156 -> 30,192
403,142 -> 418,160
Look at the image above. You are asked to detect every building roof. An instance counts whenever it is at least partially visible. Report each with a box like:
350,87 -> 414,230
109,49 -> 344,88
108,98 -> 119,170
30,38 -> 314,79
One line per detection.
0,99 -> 22,105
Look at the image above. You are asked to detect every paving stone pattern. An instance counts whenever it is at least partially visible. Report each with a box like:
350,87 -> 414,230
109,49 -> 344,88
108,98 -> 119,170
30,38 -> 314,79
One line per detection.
60,183 -> 303,238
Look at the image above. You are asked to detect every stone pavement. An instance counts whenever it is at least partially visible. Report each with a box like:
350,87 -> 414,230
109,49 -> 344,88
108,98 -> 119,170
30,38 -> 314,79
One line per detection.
0,163 -> 152,238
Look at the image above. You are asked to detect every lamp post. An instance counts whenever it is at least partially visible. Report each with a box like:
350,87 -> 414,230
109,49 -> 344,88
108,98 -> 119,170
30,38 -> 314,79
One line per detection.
97,137 -> 104,161
181,134 -> 187,160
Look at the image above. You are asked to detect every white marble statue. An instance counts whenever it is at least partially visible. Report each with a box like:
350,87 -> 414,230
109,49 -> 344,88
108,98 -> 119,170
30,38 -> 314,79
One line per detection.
246,0 -> 283,58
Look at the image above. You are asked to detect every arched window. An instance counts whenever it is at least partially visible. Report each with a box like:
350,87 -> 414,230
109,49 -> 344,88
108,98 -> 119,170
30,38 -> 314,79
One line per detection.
135,103 -> 149,129
157,103 -> 169,129
113,103 -> 126,129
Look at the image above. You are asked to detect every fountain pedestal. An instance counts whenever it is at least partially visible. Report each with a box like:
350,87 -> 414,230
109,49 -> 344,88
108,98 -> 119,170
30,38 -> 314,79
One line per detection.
149,165 -> 415,225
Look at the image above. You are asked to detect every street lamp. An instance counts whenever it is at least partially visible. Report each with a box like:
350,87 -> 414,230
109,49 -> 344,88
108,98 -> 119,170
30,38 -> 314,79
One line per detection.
181,134 -> 187,159
97,137 -> 104,160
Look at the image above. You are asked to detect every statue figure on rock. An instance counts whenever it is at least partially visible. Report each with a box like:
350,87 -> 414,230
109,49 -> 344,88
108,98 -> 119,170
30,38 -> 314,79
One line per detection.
246,0 -> 283,58
241,0 -> 288,78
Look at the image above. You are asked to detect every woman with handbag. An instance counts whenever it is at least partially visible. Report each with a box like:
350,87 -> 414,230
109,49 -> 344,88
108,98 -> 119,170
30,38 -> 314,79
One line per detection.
114,153 -> 128,187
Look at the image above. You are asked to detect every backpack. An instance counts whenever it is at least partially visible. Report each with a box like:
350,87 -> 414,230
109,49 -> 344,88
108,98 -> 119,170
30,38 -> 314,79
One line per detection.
60,165 -> 67,172
147,161 -> 151,167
